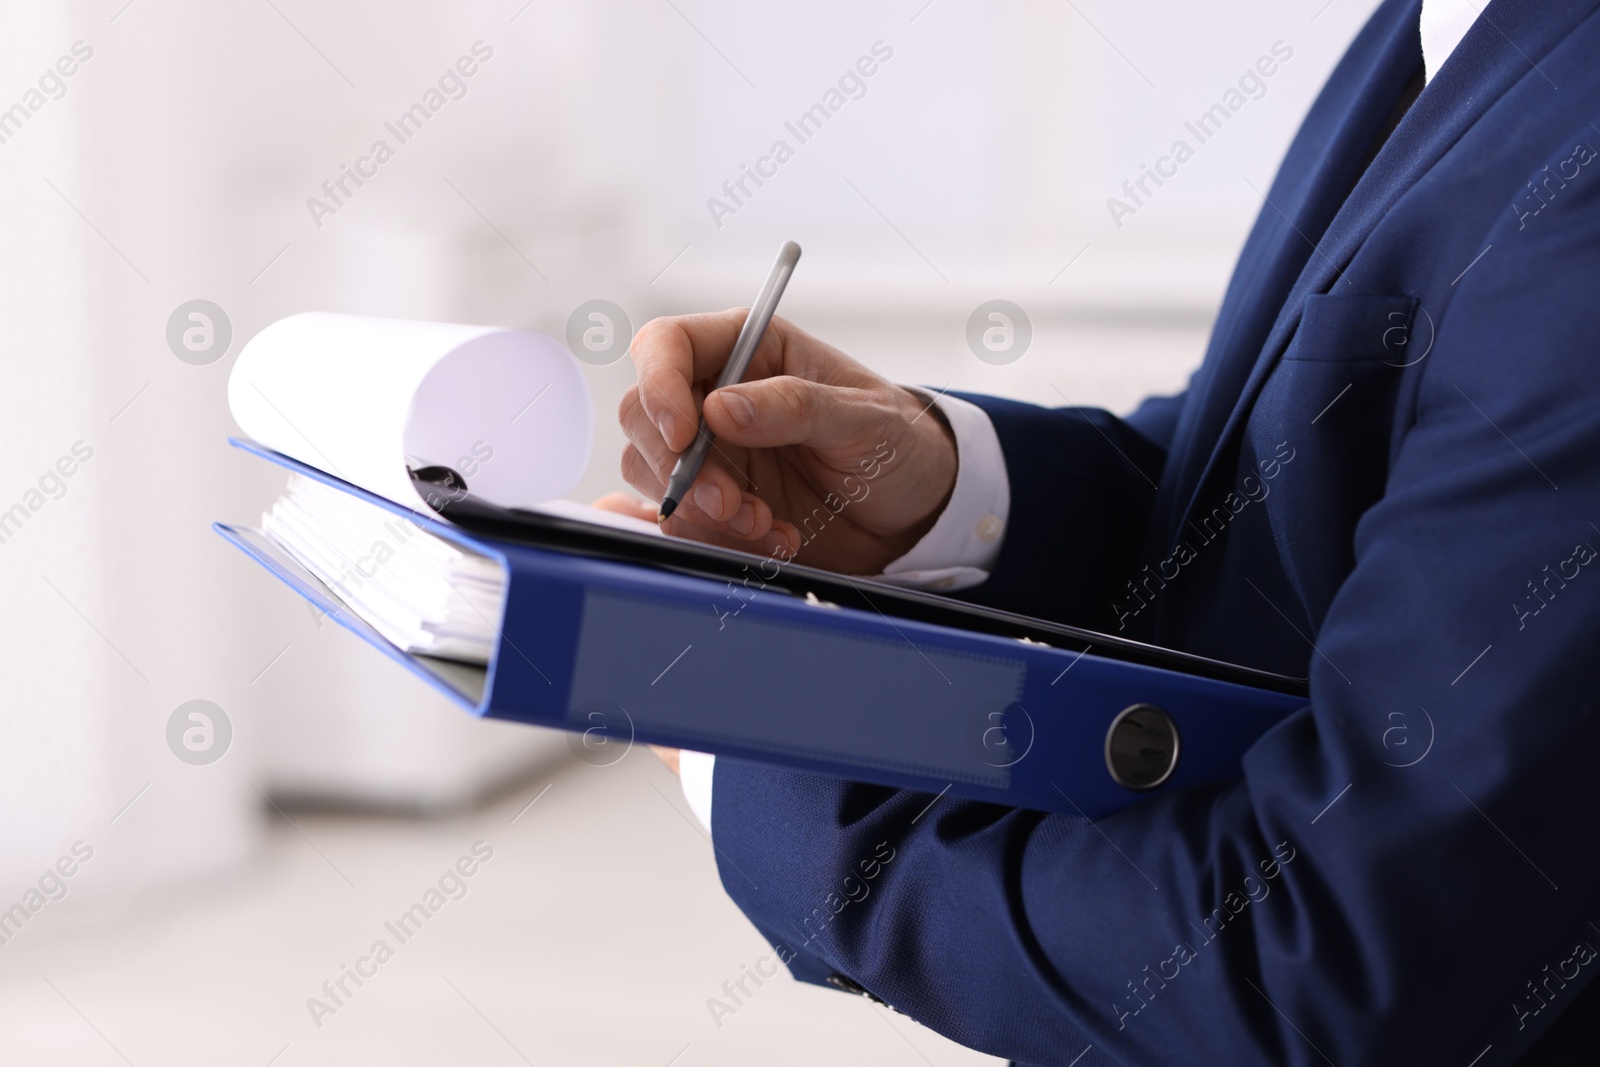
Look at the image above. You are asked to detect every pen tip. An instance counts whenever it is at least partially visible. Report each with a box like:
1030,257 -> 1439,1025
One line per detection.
658,498 -> 677,523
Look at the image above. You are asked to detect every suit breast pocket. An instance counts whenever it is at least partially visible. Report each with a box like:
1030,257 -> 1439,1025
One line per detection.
1247,292 -> 1423,620
1255,291 -> 1423,443
1280,292 -> 1422,364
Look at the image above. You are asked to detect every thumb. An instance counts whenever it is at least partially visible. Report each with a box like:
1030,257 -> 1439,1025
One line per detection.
703,375 -> 885,450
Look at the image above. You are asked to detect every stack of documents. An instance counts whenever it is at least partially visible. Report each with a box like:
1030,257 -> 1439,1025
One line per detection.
264,473 -> 506,664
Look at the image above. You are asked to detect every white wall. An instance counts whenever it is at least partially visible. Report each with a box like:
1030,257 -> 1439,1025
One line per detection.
0,0 -> 1382,900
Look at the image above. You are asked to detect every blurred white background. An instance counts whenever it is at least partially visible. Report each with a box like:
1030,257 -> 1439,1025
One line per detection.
0,0 -> 1379,1063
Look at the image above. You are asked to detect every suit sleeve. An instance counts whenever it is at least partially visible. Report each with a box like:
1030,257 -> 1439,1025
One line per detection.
706,177 -> 1600,1063
949,391 -> 1171,630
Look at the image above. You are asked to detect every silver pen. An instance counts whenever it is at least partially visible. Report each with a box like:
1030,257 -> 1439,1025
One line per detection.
658,240 -> 802,522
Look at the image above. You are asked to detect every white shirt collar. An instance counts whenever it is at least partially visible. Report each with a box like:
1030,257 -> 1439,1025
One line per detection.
1420,0 -> 1481,82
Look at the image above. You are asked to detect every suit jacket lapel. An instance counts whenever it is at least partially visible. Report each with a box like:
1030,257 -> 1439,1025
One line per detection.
1154,0 -> 1425,547
1162,0 -> 1600,548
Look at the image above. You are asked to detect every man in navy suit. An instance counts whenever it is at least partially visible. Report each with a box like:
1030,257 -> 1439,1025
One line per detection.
612,0 -> 1600,1062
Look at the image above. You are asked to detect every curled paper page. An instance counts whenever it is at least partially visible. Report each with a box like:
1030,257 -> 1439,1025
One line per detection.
228,312 -> 592,511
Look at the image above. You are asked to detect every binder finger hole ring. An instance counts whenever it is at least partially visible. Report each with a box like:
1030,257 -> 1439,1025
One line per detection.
1105,704 -> 1181,791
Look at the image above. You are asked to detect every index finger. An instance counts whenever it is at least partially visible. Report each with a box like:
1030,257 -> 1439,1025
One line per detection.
630,310 -> 786,453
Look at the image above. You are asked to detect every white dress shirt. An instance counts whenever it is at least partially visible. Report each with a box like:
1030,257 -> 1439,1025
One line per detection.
1419,0 -> 1479,83
680,1 -> 1476,833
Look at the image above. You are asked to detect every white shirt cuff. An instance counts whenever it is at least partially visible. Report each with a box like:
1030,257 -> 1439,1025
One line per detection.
874,390 -> 1011,593
679,749 -> 715,834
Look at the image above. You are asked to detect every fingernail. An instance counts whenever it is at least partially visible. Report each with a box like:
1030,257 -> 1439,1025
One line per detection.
657,409 -> 680,446
761,527 -> 796,559
720,389 -> 756,428
693,482 -> 723,518
729,501 -> 755,536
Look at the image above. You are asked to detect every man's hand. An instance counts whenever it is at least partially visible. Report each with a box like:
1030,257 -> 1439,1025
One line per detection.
618,311 -> 958,575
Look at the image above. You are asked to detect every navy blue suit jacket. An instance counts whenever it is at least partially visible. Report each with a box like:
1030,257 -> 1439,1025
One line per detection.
710,1 -> 1600,1063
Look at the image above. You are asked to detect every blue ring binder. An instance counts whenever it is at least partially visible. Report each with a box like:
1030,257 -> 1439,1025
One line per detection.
217,438 -> 1308,818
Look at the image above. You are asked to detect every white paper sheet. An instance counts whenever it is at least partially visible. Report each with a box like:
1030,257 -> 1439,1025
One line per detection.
523,498 -> 665,538
228,312 -> 592,511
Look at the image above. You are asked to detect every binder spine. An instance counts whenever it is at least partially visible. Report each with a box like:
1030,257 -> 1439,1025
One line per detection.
481,544 -> 1305,817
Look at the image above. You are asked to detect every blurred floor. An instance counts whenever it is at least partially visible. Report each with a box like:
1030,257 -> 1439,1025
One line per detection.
0,747 -> 1004,1067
